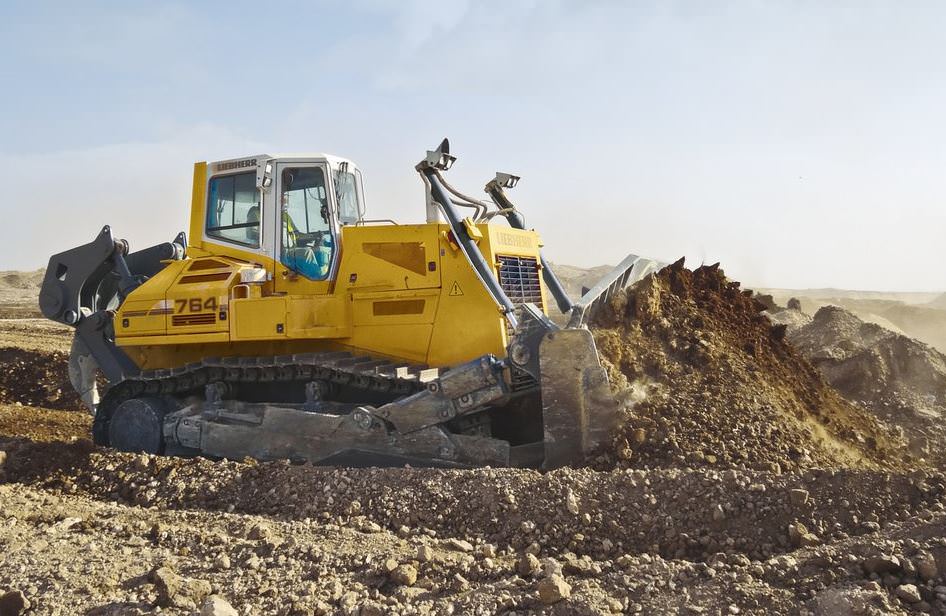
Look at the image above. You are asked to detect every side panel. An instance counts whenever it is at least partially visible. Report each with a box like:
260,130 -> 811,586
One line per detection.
231,296 -> 288,340
165,259 -> 238,335
332,224 -> 443,362
116,261 -> 188,338
426,225 -> 507,367
347,289 -> 440,363
335,225 -> 442,292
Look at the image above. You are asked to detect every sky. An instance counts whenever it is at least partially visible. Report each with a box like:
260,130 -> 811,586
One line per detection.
1,1 -> 944,292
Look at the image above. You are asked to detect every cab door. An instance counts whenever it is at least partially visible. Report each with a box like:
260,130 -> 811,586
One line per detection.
273,161 -> 339,295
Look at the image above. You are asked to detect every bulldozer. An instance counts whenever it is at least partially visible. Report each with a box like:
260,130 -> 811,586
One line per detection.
39,140 -> 657,469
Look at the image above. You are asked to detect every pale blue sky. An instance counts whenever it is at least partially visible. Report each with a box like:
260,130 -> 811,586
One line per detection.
2,1 -> 944,291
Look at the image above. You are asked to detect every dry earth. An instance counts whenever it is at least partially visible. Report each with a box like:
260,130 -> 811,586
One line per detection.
770,305 -> 946,467
0,266 -> 945,615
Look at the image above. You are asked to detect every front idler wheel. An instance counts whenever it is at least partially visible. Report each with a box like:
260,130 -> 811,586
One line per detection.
108,396 -> 168,454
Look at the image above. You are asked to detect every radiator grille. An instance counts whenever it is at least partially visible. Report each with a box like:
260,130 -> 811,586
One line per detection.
498,255 -> 543,393
497,255 -> 543,309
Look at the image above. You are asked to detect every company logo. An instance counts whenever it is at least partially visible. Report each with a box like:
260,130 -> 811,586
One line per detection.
496,232 -> 532,249
214,158 -> 257,172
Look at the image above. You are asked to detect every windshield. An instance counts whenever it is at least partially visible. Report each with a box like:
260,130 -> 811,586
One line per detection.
334,168 -> 362,224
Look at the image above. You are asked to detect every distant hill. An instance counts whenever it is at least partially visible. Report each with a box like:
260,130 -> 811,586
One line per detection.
0,269 -> 44,291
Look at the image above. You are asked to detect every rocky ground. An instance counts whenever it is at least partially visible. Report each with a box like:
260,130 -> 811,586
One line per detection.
0,265 -> 945,615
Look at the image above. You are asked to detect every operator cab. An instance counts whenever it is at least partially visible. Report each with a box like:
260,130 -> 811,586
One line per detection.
200,154 -> 366,285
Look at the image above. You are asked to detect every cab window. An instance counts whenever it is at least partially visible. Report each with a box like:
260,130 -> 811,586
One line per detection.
334,169 -> 362,224
280,167 -> 335,280
206,172 -> 259,247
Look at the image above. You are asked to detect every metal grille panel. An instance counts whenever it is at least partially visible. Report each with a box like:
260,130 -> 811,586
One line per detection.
497,255 -> 544,309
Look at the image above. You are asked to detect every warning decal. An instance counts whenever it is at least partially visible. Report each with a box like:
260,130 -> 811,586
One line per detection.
449,281 -> 464,296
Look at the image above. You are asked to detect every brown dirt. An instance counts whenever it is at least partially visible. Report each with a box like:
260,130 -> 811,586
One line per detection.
0,319 -> 72,351
590,260 -> 909,473
0,347 -> 81,410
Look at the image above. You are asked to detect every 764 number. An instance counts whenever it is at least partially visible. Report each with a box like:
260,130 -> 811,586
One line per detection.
175,297 -> 218,313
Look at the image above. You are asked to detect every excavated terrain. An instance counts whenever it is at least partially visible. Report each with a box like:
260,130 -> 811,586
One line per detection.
785,306 -> 946,465
0,265 -> 945,615
591,260 -> 910,472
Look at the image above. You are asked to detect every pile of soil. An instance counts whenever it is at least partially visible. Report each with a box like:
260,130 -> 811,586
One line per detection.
767,305 -> 814,332
0,269 -> 44,291
589,259 -> 908,472
789,306 -> 946,462
0,347 -> 80,410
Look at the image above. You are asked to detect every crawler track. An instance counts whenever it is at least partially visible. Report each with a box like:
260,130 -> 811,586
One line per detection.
93,351 -> 447,446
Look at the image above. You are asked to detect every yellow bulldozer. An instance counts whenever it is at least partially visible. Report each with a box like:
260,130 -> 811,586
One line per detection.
39,140 -> 657,469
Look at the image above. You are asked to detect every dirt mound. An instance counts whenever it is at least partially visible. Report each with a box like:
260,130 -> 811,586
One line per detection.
767,306 -> 813,332
789,306 -> 946,462
0,269 -> 44,291
931,293 -> 946,309
0,347 -> 81,410
589,259 -> 908,472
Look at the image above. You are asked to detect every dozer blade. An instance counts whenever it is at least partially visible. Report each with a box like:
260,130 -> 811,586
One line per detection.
567,253 -> 660,328
538,327 -> 619,469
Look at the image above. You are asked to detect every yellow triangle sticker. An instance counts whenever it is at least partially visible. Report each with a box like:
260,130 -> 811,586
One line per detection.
449,281 -> 464,296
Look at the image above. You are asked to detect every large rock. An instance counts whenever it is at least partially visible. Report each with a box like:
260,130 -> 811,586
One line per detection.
517,553 -> 541,576
537,574 -> 572,604
390,564 -> 418,587
150,565 -> 212,609
201,595 -> 238,616
895,584 -> 921,604
862,554 -> 901,575
788,522 -> 820,547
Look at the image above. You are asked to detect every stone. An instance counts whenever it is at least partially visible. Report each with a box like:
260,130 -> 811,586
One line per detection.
477,544 -> 497,558
213,553 -> 231,571
914,551 -> 938,581
151,566 -> 212,609
565,490 -> 580,515
245,554 -> 262,570
862,554 -> 901,574
0,451 -> 7,467
445,538 -> 474,552
390,564 -> 418,586
788,522 -> 820,547
789,489 -> 810,506
0,590 -> 30,616
358,601 -> 385,616
338,592 -> 359,612
201,595 -> 239,616
452,573 -> 470,592
417,545 -> 435,562
895,584 -> 921,604
517,553 -> 541,576
537,574 -> 572,604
